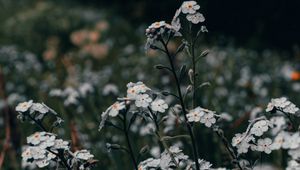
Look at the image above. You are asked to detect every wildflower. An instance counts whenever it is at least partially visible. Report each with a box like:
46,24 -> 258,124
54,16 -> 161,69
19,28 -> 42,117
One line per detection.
107,102 -> 126,117
181,1 -> 200,14
282,132 -> 300,149
53,139 -> 69,150
255,138 -> 273,154
232,133 -> 245,147
187,107 -> 205,122
31,103 -> 49,114
270,116 -> 286,135
135,94 -> 152,108
266,97 -> 299,114
200,112 -> 216,127
16,100 -> 33,112
151,99 -> 168,113
126,82 -> 150,99
27,132 -> 48,145
186,12 -> 205,24
250,120 -> 270,137
74,150 -> 94,160
288,147 -> 300,159
287,160 -> 300,170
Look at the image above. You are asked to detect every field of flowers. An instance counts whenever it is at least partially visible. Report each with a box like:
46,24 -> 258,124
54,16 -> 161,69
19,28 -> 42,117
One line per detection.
1,0 -> 300,169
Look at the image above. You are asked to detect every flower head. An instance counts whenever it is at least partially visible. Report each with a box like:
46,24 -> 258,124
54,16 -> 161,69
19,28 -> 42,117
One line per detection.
16,100 -> 33,112
181,1 -> 200,14
151,99 -> 168,113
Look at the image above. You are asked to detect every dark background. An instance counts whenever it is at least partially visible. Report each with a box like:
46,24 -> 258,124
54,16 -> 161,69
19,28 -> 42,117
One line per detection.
73,0 -> 300,50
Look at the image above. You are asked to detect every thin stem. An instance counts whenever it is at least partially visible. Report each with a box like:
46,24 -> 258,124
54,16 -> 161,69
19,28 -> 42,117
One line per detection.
215,130 -> 243,170
123,112 -> 138,170
160,39 -> 200,170
26,113 -> 47,131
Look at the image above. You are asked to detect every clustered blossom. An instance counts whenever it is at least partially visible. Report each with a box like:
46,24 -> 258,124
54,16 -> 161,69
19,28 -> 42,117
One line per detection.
21,132 -> 70,168
99,82 -> 169,132
186,107 -> 217,127
250,120 -> 272,137
145,21 -> 181,50
266,97 -> 299,115
172,1 -> 205,26
138,146 -> 189,169
15,100 -> 56,121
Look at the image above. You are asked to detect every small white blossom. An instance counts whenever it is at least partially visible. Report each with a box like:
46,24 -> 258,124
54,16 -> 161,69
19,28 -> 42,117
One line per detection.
151,99 -> 168,113
200,112 -> 216,127
27,132 -> 47,145
16,100 -> 33,112
181,1 -> 200,14
107,102 -> 126,117
282,132 -> 300,149
255,138 -> 273,154
250,120 -> 270,137
266,97 -> 299,114
135,94 -> 152,108
186,12 -> 205,24
288,147 -> 300,159
53,139 -> 69,150
287,160 -> 300,170
187,107 -> 205,122
271,132 -> 286,150
30,103 -> 49,114
74,150 -> 94,160
79,83 -> 94,97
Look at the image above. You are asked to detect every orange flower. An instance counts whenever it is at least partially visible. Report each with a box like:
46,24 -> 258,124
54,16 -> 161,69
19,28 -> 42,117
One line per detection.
291,71 -> 300,81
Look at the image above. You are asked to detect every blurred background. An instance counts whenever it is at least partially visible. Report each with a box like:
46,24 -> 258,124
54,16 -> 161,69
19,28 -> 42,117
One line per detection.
0,0 -> 300,169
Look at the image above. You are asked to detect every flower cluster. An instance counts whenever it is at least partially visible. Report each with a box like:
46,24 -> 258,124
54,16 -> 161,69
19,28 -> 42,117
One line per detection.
145,21 -> 181,50
177,1 -> 205,24
186,107 -> 217,127
99,81 -> 169,131
22,132 -> 69,168
266,97 -> 299,115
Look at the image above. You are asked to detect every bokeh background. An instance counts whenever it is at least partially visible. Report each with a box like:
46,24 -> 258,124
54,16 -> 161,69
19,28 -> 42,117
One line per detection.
0,0 -> 300,169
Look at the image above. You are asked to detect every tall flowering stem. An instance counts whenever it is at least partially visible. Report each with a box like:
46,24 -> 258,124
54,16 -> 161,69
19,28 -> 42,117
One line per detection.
160,39 -> 200,170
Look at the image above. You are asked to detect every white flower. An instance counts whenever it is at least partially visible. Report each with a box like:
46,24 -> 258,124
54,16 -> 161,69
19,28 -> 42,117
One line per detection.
35,159 -> 49,168
107,102 -> 126,117
256,138 -> 272,154
151,99 -> 168,113
27,132 -> 47,145
186,12 -> 205,24
22,147 -> 34,161
138,158 -> 160,169
200,112 -> 216,127
282,132 -> 300,149
288,147 -> 300,159
31,103 -> 49,114
39,135 -> 56,149
135,94 -> 152,108
198,159 -> 212,169
250,120 -> 270,136
30,147 -> 46,160
232,133 -> 245,147
181,1 -> 200,14
53,139 -> 69,150
287,160 -> 300,170
266,97 -> 299,114
187,107 -> 205,122
16,100 -> 33,112
126,82 -> 150,99
74,150 -> 94,160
